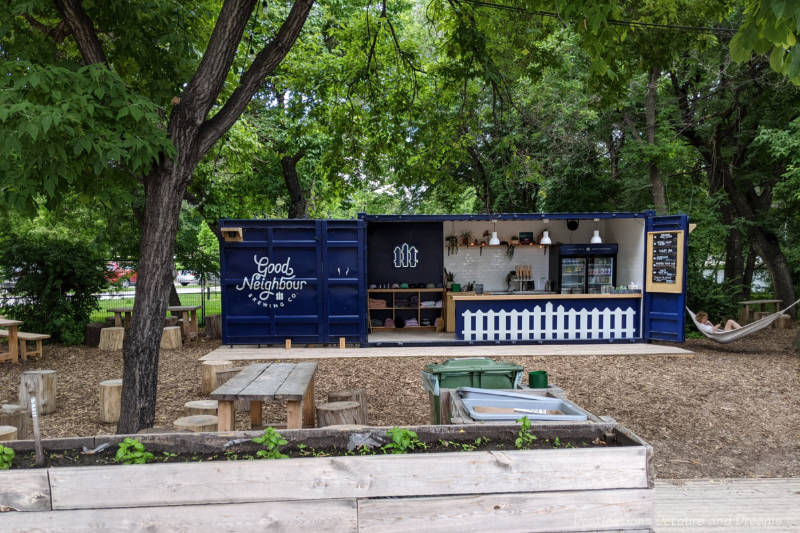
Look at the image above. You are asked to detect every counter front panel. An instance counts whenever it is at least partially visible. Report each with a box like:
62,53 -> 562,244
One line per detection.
454,294 -> 641,342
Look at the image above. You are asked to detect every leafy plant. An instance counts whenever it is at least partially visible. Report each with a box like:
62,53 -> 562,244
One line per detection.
514,416 -> 538,449
382,427 -> 425,454
252,427 -> 288,459
115,438 -> 154,465
0,445 -> 14,470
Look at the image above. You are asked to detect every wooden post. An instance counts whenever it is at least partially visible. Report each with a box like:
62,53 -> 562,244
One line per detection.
184,400 -> 218,416
98,327 -> 125,351
173,415 -> 218,432
327,389 -> 367,425
0,404 -> 31,440
19,370 -> 57,415
339,337 -> 345,349
160,326 -> 182,349
286,400 -> 302,429
302,380 -> 315,428
316,401 -> 361,427
201,360 -> 233,394
0,425 -> 18,441
217,401 -> 235,431
99,379 -> 123,423
285,339 -> 291,350
204,314 -> 222,339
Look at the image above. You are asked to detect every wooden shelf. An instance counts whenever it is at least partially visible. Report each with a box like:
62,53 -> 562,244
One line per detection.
369,288 -> 444,293
368,289 -> 444,333
370,326 -> 437,331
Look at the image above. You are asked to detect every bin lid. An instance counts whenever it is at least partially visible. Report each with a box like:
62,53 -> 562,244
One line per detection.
424,358 -> 523,375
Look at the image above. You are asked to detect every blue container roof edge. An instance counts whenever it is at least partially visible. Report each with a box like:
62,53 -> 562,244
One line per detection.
358,210 -> 656,222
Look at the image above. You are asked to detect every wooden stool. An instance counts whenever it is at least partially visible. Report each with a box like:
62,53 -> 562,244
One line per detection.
201,360 -> 233,394
328,389 -> 368,425
98,327 -> 125,351
0,425 -> 17,441
775,315 -> 792,329
160,326 -> 182,349
19,369 -> 57,415
184,400 -> 218,416
84,322 -> 106,347
17,332 -> 50,360
316,401 -> 360,427
174,415 -> 218,432
99,379 -> 123,423
0,404 -> 31,440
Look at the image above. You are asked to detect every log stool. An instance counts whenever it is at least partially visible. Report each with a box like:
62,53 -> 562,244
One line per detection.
316,401 -> 361,427
160,326 -> 182,349
99,379 -> 123,423
0,404 -> 31,440
184,400 -> 218,416
214,368 -> 249,412
173,415 -> 218,432
201,360 -> 233,394
98,327 -> 125,351
19,369 -> 57,415
328,389 -> 368,425
0,425 -> 17,441
775,314 -> 792,329
84,322 -> 105,347
204,314 -> 222,339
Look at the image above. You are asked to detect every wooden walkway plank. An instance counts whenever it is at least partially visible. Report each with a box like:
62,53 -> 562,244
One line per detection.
274,362 -> 317,401
358,488 -> 653,532
47,448 -> 648,510
208,363 -> 268,400
655,478 -> 800,532
0,469 -> 51,511
0,499 -> 357,532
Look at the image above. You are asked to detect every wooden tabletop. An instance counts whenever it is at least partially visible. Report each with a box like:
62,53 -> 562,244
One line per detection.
108,307 -> 134,313
738,299 -> 782,305
168,305 -> 201,312
0,318 -> 23,327
209,362 -> 317,402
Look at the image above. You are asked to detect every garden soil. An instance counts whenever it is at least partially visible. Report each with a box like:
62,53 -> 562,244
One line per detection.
1,328 -> 798,479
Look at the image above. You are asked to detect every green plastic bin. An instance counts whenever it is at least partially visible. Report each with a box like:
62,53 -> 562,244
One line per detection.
421,358 -> 524,424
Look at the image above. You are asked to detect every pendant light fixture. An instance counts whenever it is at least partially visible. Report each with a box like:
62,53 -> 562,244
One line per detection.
489,219 -> 500,245
540,218 -> 552,245
590,218 -> 603,244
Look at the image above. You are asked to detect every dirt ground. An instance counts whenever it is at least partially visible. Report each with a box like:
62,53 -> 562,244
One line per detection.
1,328 -> 798,479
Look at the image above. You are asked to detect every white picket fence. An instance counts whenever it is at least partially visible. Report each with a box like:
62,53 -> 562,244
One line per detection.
461,303 -> 638,341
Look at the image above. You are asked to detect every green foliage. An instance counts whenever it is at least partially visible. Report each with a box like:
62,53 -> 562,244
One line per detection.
514,416 -> 537,449
382,427 -> 424,454
115,438 -> 154,465
0,445 -> 14,470
731,0 -> 800,83
252,427 -> 288,459
0,232 -> 107,344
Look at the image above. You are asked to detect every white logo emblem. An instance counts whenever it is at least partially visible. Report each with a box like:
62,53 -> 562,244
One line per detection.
393,243 -> 419,268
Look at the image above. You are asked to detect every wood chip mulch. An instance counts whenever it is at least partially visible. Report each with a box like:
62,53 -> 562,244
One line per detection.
1,328 -> 798,479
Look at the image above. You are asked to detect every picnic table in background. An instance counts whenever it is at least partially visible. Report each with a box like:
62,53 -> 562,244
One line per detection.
738,299 -> 783,324
0,318 -> 23,364
108,307 -> 134,328
209,362 -> 317,431
168,305 -> 201,342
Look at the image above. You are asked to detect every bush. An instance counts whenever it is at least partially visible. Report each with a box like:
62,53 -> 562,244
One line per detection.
686,261 -> 741,336
0,234 -> 107,344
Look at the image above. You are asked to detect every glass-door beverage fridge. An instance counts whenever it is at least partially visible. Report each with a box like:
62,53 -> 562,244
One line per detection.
550,244 -> 618,294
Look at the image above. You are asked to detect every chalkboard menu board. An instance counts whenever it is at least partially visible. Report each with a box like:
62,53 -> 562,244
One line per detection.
646,230 -> 684,293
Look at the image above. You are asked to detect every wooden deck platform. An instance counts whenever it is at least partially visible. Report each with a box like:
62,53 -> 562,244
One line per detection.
200,342 -> 694,361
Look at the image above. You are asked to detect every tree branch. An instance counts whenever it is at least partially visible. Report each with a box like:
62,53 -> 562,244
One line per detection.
22,15 -> 71,43
53,0 -> 107,65
197,0 -> 314,155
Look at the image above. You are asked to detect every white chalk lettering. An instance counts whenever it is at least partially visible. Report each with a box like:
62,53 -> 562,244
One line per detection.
236,255 -> 307,305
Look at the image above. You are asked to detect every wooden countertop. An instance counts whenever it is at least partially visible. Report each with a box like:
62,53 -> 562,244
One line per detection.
450,292 -> 642,301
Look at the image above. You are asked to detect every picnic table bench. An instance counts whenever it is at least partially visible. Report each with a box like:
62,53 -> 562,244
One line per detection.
0,330 -> 50,361
108,305 -> 201,342
0,318 -> 23,364
209,362 -> 317,431
738,299 -> 783,324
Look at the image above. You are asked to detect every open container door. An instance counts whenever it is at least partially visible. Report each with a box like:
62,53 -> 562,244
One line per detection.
643,214 -> 689,342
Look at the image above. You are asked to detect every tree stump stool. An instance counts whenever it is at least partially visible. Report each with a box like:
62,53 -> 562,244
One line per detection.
98,327 -> 125,351
99,379 -> 123,423
204,314 -> 222,339
84,322 -> 105,347
160,326 -> 182,349
316,401 -> 361,427
214,368 -> 249,412
164,316 -> 179,328
0,425 -> 17,441
328,389 -> 368,425
201,360 -> 233,394
0,404 -> 31,440
173,415 -> 218,432
19,369 -> 57,415
184,400 -> 218,416
775,315 -> 792,329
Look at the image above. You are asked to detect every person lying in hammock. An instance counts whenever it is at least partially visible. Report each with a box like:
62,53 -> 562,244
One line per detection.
695,311 -> 742,334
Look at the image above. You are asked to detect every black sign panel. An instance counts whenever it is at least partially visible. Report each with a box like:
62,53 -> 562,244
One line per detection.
651,232 -> 678,284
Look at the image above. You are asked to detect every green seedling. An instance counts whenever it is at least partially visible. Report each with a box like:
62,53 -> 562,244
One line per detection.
115,438 -> 154,465
514,416 -> 537,449
297,443 -> 311,457
252,427 -> 288,459
358,444 -> 374,455
382,427 -> 424,454
553,436 -> 561,448
0,445 -> 14,470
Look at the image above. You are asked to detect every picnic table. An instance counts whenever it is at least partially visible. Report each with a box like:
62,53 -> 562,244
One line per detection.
209,362 -> 317,431
108,307 -> 134,328
168,305 -> 201,342
0,318 -> 23,364
738,299 -> 782,324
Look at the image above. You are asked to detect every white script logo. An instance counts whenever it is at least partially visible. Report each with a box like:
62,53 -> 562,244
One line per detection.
236,255 -> 308,308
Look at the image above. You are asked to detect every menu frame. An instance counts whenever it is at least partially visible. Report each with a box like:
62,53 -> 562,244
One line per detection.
645,230 -> 684,293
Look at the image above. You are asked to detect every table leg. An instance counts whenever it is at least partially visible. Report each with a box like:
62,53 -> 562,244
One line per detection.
287,400 -> 302,429
9,326 -> 18,364
249,401 -> 263,427
124,311 -> 132,328
114,313 -> 122,328
217,401 -> 235,431
739,305 -> 749,324
190,310 -> 198,341
181,311 -> 191,341
302,381 -> 315,428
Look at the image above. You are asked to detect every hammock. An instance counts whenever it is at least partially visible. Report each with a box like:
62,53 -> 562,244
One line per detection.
686,298 -> 800,344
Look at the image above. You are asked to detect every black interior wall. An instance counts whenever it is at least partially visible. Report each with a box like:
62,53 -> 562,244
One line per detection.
367,221 -> 443,286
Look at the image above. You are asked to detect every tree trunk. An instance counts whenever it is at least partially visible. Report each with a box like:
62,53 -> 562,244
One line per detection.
281,154 -> 308,218
747,226 -> 797,318
722,209 -> 746,299
646,67 -> 666,214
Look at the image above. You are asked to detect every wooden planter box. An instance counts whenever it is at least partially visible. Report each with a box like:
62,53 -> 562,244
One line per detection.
1,423 -> 654,532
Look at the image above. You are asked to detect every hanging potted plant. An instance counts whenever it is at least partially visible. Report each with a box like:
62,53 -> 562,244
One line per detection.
445,235 -> 459,255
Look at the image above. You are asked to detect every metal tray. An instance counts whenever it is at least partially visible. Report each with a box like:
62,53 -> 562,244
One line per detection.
462,397 -> 588,421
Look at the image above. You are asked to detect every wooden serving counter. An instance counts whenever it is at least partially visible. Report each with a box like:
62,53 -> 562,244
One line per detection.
450,292 -> 641,301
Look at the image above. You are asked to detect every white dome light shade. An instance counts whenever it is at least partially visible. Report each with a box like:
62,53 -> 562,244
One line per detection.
489,231 -> 500,245
540,230 -> 552,245
591,230 -> 602,243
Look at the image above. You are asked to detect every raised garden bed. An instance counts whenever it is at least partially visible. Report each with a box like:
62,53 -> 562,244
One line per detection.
1,423 -> 654,532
